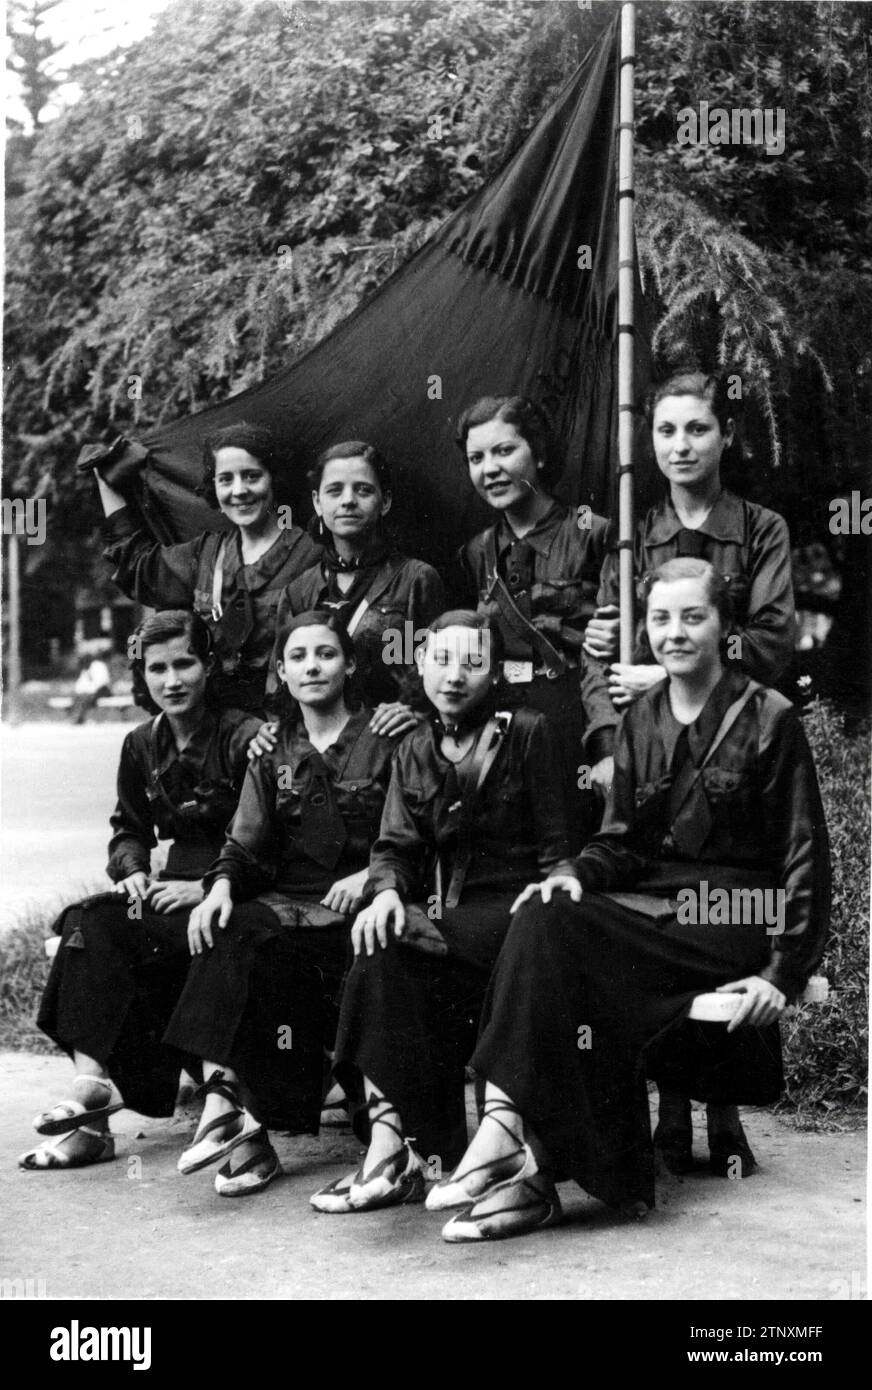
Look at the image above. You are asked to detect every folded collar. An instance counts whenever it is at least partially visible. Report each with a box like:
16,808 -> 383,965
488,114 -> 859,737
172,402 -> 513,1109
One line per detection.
495,500 -> 567,558
647,490 -> 746,546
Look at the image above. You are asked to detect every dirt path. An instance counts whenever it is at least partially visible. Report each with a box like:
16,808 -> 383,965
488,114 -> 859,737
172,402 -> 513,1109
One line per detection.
1,1052 -> 864,1301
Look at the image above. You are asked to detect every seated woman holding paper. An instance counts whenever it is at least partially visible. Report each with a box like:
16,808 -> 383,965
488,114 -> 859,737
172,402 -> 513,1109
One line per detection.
427,558 -> 829,1243
308,608 -> 573,1215
20,611 -> 260,1171
163,609 -> 394,1197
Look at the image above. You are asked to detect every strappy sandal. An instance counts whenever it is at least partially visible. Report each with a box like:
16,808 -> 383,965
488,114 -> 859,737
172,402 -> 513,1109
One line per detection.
441,1153 -> 562,1243
319,1081 -> 350,1128
425,1100 -> 527,1211
19,1125 -> 116,1171
214,1144 -> 282,1198
33,1076 -> 124,1136
177,1071 -> 262,1175
310,1095 -> 425,1214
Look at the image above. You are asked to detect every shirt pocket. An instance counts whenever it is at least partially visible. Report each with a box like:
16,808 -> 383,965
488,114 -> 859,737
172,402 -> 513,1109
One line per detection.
334,776 -> 383,824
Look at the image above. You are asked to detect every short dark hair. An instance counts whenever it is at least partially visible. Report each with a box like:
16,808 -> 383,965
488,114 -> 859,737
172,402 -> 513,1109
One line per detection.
641,557 -> 734,632
643,368 -> 743,471
273,608 -> 357,668
455,395 -> 562,489
199,422 -> 295,510
425,608 -> 505,670
271,608 -> 358,722
306,440 -> 393,495
128,610 -> 213,714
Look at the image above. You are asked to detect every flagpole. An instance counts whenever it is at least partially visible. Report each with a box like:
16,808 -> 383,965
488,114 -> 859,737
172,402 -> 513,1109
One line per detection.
617,2 -> 636,664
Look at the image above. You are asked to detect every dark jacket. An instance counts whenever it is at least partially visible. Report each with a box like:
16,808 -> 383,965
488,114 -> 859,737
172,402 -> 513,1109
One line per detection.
366,706 -> 573,904
103,507 -> 321,710
574,669 -> 831,1001
597,490 -> 795,684
107,707 -> 261,882
455,501 -> 617,759
270,551 -> 445,708
204,708 -> 394,899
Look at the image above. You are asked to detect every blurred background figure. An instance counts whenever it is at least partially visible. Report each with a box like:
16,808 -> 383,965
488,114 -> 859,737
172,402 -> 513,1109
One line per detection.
69,642 -> 112,724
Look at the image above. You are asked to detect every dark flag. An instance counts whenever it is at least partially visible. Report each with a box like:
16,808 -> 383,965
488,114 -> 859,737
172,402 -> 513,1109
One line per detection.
119,14 -> 651,564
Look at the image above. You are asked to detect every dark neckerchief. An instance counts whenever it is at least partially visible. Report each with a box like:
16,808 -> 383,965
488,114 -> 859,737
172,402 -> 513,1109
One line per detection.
320,536 -> 393,575
431,688 -> 498,747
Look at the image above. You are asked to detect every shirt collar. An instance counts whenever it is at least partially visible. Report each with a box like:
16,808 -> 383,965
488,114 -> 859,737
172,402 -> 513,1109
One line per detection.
283,706 -> 372,777
647,490 -> 746,546
652,667 -> 749,766
496,500 -> 566,558
152,708 -> 217,778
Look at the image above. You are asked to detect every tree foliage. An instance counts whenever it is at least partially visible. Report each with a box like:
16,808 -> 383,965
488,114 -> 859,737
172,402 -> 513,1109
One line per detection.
3,0 -> 871,634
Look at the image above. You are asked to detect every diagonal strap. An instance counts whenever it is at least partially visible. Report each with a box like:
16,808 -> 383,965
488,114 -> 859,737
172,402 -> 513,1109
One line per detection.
666,681 -> 761,834
484,530 -> 567,677
443,714 -> 512,909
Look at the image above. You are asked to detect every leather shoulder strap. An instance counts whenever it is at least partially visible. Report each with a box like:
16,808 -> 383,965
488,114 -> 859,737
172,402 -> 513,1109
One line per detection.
482,530 -> 567,677
666,681 -> 761,829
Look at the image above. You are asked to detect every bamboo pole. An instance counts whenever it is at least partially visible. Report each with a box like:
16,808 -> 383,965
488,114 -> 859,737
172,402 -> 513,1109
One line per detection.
617,2 -> 636,664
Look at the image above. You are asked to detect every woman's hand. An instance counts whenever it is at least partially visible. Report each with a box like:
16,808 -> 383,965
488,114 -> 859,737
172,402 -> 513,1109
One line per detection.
590,756 -> 615,799
583,605 -> 620,661
716,975 -> 787,1032
114,871 -> 149,901
351,889 -> 405,957
187,880 -> 233,955
368,702 -> 421,739
511,875 -> 583,914
321,868 -> 369,917
247,721 -> 278,761
607,663 -> 668,710
146,880 -> 204,914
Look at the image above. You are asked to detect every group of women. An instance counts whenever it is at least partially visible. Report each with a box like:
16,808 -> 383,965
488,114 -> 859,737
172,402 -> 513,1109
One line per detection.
19,372 -> 831,1246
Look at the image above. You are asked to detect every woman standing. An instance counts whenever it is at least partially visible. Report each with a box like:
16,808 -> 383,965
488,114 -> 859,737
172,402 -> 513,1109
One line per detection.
454,396 -> 615,844
20,612 -> 260,1170
308,610 -> 572,1215
427,559 -> 829,1243
163,611 -> 395,1196
587,369 -> 795,711
265,441 -> 444,741
95,423 -> 320,712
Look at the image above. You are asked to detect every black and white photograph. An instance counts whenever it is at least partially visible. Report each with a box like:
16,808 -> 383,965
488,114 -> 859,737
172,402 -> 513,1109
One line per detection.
1,0 -> 868,1332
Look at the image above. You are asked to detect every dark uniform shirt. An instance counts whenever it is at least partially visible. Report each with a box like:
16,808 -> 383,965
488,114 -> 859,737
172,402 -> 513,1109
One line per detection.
270,549 -> 445,708
204,707 -> 394,900
455,501 -> 617,760
103,507 -> 321,711
366,706 -> 573,903
574,668 -> 831,1001
597,490 -> 795,684
107,707 -> 262,883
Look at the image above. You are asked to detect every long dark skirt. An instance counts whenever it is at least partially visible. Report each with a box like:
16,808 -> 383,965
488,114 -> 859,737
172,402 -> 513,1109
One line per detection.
333,893 -> 516,1170
470,892 -> 780,1210
37,892 -> 196,1118
163,899 -> 350,1134
496,670 -> 597,850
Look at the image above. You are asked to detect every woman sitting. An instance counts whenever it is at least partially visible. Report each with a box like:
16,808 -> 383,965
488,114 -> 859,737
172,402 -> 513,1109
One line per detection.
309,608 -> 572,1215
163,610 -> 394,1196
95,422 -> 320,712
428,558 -> 829,1243
20,611 -> 260,1170
586,368 -> 798,1170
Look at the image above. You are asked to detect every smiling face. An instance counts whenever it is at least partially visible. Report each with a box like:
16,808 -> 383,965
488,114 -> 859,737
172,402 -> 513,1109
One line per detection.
651,394 -> 733,493
213,447 -> 275,531
313,457 -> 391,546
143,635 -> 210,716
277,623 -> 353,710
645,576 -> 724,682
417,624 -> 495,724
465,418 -> 543,513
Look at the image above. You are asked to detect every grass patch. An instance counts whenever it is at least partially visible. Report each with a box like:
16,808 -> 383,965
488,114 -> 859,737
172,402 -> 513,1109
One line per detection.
0,886 -> 103,1054
776,699 -> 870,1125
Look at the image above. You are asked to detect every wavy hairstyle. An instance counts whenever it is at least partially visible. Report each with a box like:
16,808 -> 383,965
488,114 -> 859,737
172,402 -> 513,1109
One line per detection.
454,395 -> 563,490
128,610 -> 214,714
